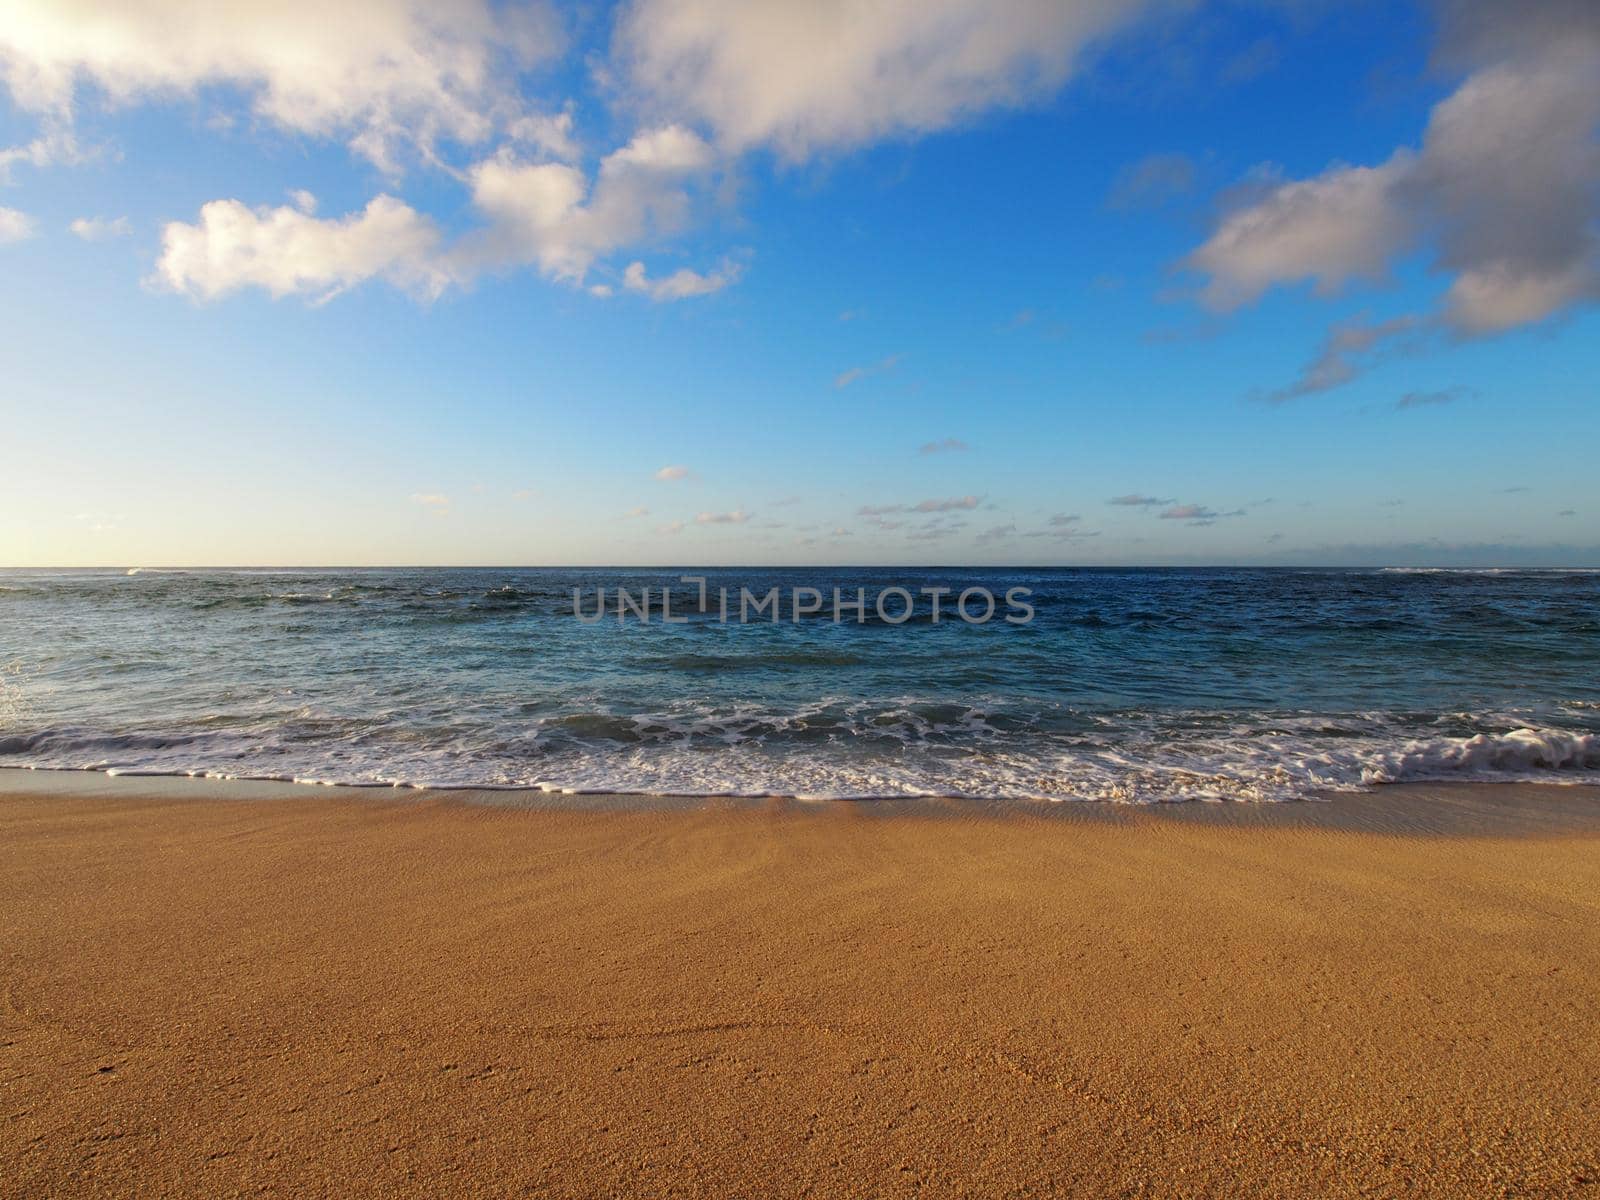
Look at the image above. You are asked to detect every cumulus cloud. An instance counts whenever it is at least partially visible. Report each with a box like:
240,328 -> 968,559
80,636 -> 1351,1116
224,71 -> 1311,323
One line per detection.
623,506 -> 649,518
153,194 -> 449,303
69,215 -> 131,240
1186,0 -> 1600,336
917,437 -> 968,455
615,0 -> 1158,161
695,509 -> 749,524
1421,47 -> 1600,332
508,108 -> 580,163
410,491 -> 450,511
654,464 -> 692,481
155,127 -> 735,304
0,207 -> 35,243
0,0 -> 560,173
462,124 -> 718,286
1187,160 -> 1412,310
834,354 -> 901,389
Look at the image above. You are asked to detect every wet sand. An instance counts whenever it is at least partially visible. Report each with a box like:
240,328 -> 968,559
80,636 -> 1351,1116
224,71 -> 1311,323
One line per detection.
3,775 -> 1599,1197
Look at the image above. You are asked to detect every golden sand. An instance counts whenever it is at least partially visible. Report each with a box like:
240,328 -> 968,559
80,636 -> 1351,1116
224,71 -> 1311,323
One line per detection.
3,782 -> 1598,1197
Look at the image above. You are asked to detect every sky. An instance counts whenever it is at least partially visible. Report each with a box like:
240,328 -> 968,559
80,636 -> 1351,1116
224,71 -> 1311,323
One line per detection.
0,0 -> 1596,568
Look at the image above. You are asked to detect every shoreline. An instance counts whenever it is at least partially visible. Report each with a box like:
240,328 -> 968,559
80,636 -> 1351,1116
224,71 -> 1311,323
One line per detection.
5,764 -> 1600,838
5,777 -> 1600,1196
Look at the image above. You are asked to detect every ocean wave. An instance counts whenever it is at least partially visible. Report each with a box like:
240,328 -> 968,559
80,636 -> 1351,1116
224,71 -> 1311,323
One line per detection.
1361,727 -> 1598,782
1,717 -> 1595,803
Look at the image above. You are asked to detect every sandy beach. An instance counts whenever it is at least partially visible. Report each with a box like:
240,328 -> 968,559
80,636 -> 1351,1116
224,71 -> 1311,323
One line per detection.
3,777 -> 1599,1198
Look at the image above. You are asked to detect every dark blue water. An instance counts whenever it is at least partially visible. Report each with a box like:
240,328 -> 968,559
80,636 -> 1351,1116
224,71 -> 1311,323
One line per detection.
1,567 -> 1596,801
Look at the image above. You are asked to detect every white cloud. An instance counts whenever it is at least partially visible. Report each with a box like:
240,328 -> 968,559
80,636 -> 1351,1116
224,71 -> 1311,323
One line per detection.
695,509 -> 749,524
622,258 -> 739,299
623,505 -> 649,518
69,215 -> 131,240
0,207 -> 35,243
508,108 -> 580,162
410,492 -> 450,511
654,464 -> 692,481
1188,160 -> 1413,310
0,0 -> 561,172
616,0 -> 1157,161
152,123 -> 736,304
1186,2 -> 1600,335
462,124 -> 716,286
0,120 -> 92,178
153,194 -> 449,303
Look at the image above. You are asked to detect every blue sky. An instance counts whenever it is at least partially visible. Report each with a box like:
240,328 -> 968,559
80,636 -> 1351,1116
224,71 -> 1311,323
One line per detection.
0,0 -> 1596,567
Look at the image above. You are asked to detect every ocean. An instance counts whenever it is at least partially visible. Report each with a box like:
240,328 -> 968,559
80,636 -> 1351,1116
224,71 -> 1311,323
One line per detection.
1,566 -> 1596,802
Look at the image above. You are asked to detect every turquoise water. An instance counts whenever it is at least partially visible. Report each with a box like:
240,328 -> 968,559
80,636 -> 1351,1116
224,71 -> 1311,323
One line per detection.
1,567 -> 1597,801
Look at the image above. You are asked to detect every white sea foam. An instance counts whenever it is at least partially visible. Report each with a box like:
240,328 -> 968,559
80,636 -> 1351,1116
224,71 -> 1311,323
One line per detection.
4,718 -> 1596,803
1361,727 -> 1598,782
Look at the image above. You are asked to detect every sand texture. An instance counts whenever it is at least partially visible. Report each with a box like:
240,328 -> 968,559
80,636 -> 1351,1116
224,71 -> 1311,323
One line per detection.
3,783 -> 1599,1197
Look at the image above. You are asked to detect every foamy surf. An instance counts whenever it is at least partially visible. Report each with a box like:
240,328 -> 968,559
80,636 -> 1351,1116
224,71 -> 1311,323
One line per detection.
1,718 -> 1595,803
